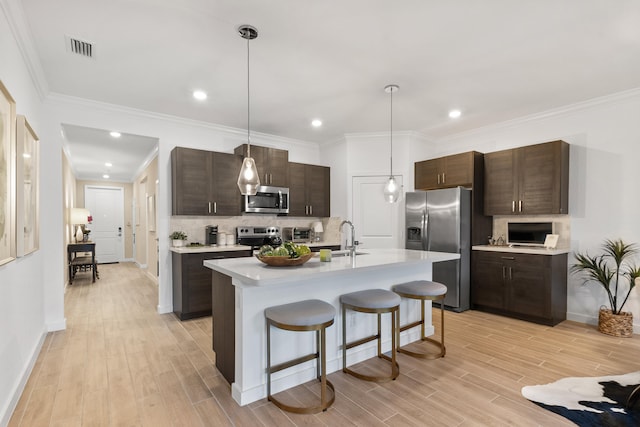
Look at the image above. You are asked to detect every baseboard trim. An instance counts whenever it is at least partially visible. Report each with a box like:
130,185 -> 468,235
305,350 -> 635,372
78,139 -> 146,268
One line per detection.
157,304 -> 172,314
1,329 -> 47,427
145,271 -> 158,285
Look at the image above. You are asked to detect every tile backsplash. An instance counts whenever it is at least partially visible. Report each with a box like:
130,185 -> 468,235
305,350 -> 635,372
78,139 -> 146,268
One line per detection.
170,216 -> 343,245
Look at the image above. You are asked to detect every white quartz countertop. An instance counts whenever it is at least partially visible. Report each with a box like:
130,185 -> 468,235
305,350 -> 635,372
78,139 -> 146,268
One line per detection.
204,248 -> 460,287
472,245 -> 571,255
169,244 -> 253,254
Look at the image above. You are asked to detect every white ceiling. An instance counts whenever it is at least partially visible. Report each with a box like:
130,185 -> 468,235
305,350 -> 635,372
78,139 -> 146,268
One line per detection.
62,124 -> 158,182
20,0 -> 640,178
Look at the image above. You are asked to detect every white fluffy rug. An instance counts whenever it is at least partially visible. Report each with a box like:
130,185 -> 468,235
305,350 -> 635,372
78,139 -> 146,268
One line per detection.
522,372 -> 640,426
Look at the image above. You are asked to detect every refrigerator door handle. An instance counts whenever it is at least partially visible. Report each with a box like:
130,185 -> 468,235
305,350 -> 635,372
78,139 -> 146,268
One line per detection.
423,209 -> 430,251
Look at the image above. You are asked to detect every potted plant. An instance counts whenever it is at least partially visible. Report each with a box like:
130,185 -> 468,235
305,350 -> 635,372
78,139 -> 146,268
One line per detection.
170,231 -> 188,247
571,238 -> 640,337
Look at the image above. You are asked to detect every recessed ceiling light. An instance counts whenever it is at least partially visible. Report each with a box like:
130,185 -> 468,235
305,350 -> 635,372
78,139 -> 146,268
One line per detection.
103,174 -> 110,179
311,119 -> 322,127
193,90 -> 207,100
110,131 -> 121,138
449,109 -> 462,119
105,162 -> 112,167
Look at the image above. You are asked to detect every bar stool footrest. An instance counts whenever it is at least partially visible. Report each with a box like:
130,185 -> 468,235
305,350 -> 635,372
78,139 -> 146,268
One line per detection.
269,379 -> 336,414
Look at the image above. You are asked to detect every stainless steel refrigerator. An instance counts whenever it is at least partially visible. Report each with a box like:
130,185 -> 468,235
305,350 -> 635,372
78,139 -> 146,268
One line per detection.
406,187 -> 471,312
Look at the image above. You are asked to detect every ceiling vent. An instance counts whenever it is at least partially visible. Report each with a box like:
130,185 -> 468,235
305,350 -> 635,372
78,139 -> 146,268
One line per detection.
65,36 -> 94,58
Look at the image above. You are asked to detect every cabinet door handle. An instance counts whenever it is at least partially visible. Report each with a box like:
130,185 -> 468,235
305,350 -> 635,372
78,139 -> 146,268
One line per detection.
442,173 -> 445,184
501,256 -> 515,260
512,200 -> 515,213
310,205 -> 313,215
437,174 -> 441,185
208,202 -> 212,214
270,173 -> 273,184
509,267 -> 513,280
502,266 -> 506,279
518,200 -> 522,212
214,202 -> 217,214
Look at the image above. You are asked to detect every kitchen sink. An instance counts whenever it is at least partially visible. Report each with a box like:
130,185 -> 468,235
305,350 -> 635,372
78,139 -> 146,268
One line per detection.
330,250 -> 369,257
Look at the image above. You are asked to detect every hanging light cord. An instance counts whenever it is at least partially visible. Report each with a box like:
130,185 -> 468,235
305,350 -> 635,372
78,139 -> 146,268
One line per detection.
246,34 -> 251,158
389,87 -> 393,178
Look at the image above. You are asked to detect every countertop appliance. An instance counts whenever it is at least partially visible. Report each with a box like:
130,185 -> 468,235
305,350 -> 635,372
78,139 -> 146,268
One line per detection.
236,226 -> 281,249
243,186 -> 289,214
282,227 -> 311,243
205,225 -> 218,246
406,187 -> 471,312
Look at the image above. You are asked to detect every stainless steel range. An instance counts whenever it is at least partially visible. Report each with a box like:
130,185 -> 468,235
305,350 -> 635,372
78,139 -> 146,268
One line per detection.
236,226 -> 281,249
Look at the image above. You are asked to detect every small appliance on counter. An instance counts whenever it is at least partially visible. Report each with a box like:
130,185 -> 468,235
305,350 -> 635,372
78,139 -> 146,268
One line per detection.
205,225 -> 218,246
282,227 -> 312,243
236,226 -> 281,249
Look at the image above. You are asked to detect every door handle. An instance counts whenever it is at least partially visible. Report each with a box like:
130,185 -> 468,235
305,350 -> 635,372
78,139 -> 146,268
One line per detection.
208,202 -> 212,214
442,173 -> 445,184
214,202 -> 217,214
518,200 -> 522,212
502,266 -> 506,279
309,205 -> 313,215
509,267 -> 513,280
512,200 -> 515,213
437,174 -> 440,185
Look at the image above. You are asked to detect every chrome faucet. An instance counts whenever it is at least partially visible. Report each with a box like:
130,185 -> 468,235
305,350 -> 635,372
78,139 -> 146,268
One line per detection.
340,220 -> 358,257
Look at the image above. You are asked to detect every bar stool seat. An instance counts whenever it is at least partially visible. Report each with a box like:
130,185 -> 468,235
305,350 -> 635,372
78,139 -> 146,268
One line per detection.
265,299 -> 336,414
393,280 -> 447,359
340,289 -> 400,382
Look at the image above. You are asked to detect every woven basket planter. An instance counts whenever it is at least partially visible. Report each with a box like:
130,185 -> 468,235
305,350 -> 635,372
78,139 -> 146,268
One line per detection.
598,308 -> 634,337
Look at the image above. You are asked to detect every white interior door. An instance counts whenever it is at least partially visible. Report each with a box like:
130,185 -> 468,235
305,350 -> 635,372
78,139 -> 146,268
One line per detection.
352,176 -> 404,249
85,186 -> 124,263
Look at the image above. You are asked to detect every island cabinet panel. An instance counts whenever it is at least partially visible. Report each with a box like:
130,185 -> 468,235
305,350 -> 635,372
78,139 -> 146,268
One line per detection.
471,250 -> 567,326
288,162 -> 330,217
171,147 -> 242,216
212,270 -> 235,383
172,249 -> 251,320
484,140 -> 569,215
414,151 -> 477,190
234,144 -> 289,187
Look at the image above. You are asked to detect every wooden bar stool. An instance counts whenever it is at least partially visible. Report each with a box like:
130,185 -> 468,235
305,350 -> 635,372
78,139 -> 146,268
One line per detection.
265,299 -> 336,414
393,280 -> 447,359
340,289 -> 400,382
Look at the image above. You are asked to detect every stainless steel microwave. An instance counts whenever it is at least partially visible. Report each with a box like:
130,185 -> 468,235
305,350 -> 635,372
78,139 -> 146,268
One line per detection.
243,186 -> 289,214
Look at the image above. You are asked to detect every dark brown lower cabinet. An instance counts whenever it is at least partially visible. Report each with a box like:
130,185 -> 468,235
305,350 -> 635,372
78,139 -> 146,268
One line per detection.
172,249 -> 251,320
212,270 -> 235,383
471,250 -> 567,326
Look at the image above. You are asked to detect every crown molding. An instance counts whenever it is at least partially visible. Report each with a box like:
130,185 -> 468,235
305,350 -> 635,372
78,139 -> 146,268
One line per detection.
46,92 -> 320,149
436,86 -> 640,142
0,0 -> 49,99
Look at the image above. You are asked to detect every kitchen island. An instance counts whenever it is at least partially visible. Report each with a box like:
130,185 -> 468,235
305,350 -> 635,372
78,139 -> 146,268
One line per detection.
204,248 -> 460,406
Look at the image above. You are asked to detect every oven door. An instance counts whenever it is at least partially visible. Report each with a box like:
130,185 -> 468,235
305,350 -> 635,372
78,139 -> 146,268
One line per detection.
243,186 -> 289,214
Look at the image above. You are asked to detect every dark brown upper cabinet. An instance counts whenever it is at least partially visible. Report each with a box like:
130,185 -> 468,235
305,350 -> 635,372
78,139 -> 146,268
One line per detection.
415,152 -> 478,190
288,162 -> 330,217
234,144 -> 289,187
171,147 -> 241,216
484,140 -> 569,215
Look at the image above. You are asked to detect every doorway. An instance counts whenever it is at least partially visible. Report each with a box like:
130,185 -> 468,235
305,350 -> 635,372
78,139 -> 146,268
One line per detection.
352,175 -> 404,249
84,186 -> 125,263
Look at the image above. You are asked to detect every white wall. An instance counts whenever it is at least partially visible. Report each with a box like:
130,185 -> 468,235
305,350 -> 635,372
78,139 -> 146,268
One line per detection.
0,2 -> 48,424
434,90 -> 640,327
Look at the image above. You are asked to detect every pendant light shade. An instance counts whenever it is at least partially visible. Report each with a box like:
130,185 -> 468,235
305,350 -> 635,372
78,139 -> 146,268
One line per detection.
237,25 -> 261,195
383,84 -> 401,203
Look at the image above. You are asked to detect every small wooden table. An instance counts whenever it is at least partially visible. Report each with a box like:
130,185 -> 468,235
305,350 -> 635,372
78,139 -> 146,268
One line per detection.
68,242 -> 98,284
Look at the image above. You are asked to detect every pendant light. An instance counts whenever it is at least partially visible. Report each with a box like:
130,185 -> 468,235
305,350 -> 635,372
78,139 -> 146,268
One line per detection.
383,84 -> 401,203
237,25 -> 261,195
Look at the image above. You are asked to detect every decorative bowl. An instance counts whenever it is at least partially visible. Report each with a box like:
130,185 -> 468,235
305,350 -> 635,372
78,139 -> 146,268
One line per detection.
256,253 -> 314,267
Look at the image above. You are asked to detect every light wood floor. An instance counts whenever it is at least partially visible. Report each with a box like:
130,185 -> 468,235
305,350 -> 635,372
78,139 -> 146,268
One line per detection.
9,262 -> 640,426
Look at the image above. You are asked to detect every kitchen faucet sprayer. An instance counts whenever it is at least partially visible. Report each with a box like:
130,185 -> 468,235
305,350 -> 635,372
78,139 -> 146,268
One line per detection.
340,220 -> 358,257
